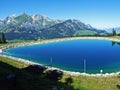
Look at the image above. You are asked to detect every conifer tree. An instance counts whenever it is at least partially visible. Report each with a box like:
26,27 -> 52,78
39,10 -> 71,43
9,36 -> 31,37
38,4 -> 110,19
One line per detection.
112,28 -> 116,36
1,32 -> 6,43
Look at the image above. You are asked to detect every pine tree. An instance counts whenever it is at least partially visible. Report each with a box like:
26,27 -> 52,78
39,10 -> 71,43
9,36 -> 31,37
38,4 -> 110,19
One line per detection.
112,28 -> 116,36
1,32 -> 6,43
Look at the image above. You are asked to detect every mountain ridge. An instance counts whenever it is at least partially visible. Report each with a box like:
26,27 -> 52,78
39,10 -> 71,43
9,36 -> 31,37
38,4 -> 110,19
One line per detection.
0,13 -> 108,40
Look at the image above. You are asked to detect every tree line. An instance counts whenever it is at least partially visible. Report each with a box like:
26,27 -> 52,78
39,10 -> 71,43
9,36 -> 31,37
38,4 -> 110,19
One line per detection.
112,28 -> 120,36
0,32 -> 6,43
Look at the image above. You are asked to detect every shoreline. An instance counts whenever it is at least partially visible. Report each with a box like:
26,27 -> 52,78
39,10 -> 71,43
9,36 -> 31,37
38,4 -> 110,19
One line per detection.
1,37 -> 120,77
1,37 -> 120,51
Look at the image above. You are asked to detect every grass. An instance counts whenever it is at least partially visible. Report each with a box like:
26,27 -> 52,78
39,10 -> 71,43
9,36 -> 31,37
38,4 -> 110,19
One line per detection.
63,75 -> 120,90
0,56 -> 120,90
73,30 -> 98,36
0,56 -> 28,69
0,56 -> 74,90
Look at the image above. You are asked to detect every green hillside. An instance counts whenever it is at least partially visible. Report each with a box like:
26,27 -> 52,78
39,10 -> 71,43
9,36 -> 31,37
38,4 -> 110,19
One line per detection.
74,30 -> 98,36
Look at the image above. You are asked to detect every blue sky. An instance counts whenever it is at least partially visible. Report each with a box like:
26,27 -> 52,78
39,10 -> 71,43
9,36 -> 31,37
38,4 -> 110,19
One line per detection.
0,0 -> 120,29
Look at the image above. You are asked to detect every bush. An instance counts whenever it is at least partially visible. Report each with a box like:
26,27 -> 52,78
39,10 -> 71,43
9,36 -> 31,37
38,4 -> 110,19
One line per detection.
46,70 -> 63,81
116,84 -> 120,89
65,76 -> 73,85
23,65 -> 47,75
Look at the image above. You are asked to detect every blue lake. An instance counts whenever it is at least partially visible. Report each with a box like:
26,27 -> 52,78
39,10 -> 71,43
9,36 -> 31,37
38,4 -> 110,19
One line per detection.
3,39 -> 120,74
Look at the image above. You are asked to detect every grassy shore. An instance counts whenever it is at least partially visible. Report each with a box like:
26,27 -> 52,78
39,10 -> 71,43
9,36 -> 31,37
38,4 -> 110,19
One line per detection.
0,56 -> 28,69
63,74 -> 120,90
0,56 -> 120,90
0,56 -> 75,90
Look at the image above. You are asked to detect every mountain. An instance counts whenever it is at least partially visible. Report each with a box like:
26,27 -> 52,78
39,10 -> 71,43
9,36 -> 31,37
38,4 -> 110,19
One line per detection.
0,13 -> 108,40
105,27 -> 120,33
40,19 -> 107,39
0,13 -> 62,32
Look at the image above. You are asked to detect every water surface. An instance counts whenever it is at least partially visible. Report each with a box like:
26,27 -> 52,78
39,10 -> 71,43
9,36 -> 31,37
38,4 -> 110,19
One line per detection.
4,39 -> 120,74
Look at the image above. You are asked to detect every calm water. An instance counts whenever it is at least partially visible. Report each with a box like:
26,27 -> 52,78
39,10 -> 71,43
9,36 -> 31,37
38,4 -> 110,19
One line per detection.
3,40 -> 120,74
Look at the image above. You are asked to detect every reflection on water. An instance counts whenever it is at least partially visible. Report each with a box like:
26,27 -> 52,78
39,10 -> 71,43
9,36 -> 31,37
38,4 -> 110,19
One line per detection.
112,41 -> 120,46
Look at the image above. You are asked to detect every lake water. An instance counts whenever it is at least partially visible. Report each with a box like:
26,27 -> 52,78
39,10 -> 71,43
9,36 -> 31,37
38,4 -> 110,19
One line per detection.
3,39 -> 120,74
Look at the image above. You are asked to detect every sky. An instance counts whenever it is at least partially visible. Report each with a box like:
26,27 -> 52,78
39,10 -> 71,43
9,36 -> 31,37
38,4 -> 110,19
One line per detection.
0,0 -> 120,29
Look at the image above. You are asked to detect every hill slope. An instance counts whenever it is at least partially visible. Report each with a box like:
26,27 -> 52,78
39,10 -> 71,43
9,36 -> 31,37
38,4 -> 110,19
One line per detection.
0,13 -> 108,40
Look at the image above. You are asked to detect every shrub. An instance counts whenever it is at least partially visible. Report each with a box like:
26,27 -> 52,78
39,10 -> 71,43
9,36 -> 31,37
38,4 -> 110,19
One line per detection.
116,84 -> 120,89
46,70 -> 63,81
23,65 -> 47,75
65,76 -> 73,85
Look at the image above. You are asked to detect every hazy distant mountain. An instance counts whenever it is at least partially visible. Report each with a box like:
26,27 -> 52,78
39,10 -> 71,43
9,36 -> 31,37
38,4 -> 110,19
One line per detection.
105,27 -> 120,33
0,13 -> 108,40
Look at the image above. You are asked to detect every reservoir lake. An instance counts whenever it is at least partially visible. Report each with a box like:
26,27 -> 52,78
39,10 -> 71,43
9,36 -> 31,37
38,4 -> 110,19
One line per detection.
4,39 -> 120,74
